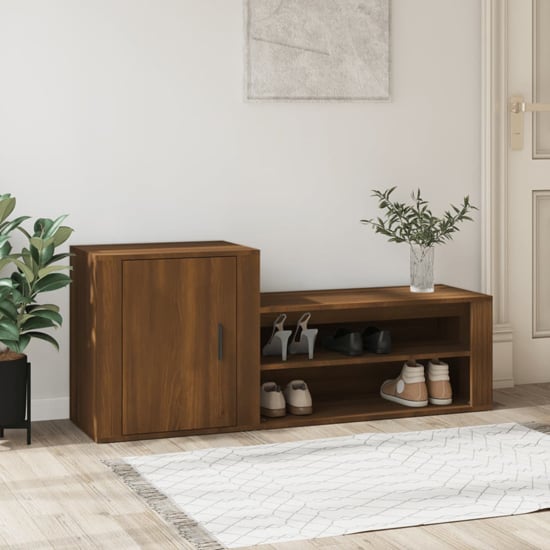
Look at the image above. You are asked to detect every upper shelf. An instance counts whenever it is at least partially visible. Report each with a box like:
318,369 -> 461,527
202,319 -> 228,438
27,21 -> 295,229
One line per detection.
260,285 -> 491,314
261,343 -> 470,371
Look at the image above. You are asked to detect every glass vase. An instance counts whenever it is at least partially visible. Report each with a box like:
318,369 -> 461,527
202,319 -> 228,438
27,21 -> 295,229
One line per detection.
410,244 -> 434,293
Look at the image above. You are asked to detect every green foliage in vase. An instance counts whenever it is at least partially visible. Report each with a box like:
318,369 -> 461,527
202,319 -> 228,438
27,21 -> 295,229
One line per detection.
361,187 -> 477,248
0,194 -> 73,353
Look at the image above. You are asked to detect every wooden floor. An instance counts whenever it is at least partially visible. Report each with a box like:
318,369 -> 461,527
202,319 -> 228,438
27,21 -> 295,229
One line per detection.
1,384 -> 550,549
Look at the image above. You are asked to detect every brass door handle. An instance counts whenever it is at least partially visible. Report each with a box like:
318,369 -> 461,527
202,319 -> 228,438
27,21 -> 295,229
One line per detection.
510,94 -> 550,150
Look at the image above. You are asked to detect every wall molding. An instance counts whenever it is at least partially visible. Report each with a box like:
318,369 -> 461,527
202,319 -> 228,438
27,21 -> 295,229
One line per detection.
493,323 -> 514,342
481,0 -> 509,320
481,0 -> 514,387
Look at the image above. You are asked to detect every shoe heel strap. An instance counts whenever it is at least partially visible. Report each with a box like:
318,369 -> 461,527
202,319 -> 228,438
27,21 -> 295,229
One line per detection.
296,312 -> 311,331
273,313 -> 287,331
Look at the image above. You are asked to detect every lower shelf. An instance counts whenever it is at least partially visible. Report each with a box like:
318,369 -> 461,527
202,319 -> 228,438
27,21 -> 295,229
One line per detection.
259,395 -> 484,429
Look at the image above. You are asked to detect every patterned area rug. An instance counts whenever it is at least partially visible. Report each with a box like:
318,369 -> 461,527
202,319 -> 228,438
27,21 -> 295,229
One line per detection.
106,423 -> 550,549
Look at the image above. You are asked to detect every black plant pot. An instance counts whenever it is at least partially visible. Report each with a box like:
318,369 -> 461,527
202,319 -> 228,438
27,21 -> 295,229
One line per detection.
0,355 -> 31,444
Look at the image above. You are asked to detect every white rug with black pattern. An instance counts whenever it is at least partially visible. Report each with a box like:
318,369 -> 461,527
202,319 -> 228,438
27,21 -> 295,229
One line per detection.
107,423 -> 550,549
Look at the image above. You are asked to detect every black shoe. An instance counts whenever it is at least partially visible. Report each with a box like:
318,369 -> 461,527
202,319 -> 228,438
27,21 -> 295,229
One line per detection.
324,328 -> 364,356
363,327 -> 392,354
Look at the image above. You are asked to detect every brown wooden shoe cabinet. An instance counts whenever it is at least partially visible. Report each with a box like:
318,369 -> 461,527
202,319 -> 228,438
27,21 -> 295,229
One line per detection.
70,241 -> 260,443
259,285 -> 492,430
70,242 -> 492,442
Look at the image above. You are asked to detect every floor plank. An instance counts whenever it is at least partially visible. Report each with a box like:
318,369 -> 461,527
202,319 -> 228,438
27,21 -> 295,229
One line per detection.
1,384 -> 550,549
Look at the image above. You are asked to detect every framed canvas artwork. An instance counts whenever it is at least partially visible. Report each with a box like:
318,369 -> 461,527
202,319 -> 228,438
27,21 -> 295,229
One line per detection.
245,0 -> 390,101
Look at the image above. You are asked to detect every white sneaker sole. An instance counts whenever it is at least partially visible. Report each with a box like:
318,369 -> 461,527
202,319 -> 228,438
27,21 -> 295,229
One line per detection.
287,404 -> 313,415
260,407 -> 286,418
429,397 -> 453,405
380,390 -> 428,408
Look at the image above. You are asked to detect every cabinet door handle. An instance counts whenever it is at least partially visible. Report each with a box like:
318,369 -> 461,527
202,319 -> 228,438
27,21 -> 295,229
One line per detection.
218,323 -> 223,361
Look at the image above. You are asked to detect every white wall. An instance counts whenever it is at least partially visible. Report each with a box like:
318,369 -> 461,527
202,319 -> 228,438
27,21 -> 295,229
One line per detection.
0,0 -> 481,420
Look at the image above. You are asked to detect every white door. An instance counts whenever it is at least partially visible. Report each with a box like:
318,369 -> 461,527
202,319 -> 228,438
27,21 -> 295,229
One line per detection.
507,0 -> 550,383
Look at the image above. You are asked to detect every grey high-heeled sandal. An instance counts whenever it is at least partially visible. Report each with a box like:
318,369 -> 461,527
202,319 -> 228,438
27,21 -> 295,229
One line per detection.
288,312 -> 318,359
262,313 -> 292,361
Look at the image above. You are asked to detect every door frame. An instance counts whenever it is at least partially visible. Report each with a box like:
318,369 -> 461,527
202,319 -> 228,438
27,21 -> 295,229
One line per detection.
481,0 -> 514,387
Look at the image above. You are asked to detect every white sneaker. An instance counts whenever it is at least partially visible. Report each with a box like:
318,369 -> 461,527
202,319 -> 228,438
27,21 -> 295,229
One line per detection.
380,360 -> 428,407
284,380 -> 313,415
260,382 -> 286,417
427,359 -> 453,405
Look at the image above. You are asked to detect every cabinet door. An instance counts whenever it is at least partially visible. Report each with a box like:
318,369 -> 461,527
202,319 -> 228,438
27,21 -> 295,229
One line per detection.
122,257 -> 237,434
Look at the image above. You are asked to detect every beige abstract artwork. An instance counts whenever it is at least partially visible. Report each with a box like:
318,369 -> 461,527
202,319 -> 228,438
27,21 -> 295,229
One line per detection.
245,0 -> 390,100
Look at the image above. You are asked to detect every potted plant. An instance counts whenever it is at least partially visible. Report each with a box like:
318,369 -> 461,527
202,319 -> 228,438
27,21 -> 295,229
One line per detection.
361,187 -> 476,292
0,193 -> 73,444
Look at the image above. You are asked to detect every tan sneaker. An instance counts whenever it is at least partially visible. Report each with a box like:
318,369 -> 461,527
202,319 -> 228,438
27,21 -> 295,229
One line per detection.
380,361 -> 428,407
284,380 -> 313,415
260,382 -> 286,417
427,359 -> 453,405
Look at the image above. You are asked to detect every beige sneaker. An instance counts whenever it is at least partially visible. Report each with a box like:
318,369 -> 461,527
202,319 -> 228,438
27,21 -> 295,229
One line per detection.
427,359 -> 453,405
260,382 -> 286,417
380,361 -> 428,407
284,380 -> 313,415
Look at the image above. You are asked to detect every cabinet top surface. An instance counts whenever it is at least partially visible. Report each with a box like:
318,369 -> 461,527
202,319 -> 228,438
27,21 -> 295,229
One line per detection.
71,240 -> 258,256
261,285 -> 491,313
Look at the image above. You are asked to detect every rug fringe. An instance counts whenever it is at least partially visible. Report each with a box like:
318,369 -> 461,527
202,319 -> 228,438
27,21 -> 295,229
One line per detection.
103,459 -> 226,550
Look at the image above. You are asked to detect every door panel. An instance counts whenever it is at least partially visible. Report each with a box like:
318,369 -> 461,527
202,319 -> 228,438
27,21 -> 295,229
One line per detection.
533,0 -> 550,157
122,257 -> 237,434
508,0 -> 550,383
533,191 -> 550,337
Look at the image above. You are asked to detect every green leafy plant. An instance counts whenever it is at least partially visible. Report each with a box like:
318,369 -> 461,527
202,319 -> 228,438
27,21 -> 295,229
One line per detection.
0,194 -> 73,353
361,187 -> 477,247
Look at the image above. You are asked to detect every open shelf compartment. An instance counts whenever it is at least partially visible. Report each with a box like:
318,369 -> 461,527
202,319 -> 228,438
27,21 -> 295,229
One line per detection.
258,285 -> 492,429
260,396 -> 474,429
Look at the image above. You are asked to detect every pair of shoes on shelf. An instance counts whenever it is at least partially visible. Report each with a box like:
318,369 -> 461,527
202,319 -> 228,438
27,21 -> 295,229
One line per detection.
323,326 -> 391,356
380,359 -> 452,408
262,313 -> 318,361
363,326 -> 392,354
323,328 -> 363,356
260,380 -> 313,417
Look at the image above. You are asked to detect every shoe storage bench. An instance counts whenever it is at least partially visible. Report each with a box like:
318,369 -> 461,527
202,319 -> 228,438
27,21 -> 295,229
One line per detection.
259,285 -> 493,429
70,241 -> 492,442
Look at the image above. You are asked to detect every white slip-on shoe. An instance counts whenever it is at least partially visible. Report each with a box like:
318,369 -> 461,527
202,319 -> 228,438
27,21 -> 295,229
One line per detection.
380,360 -> 428,407
427,359 -> 453,405
284,379 -> 313,415
260,382 -> 286,417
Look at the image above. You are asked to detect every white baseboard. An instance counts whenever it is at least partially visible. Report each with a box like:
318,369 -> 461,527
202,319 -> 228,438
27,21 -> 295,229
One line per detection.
492,378 -> 515,389
493,324 -> 514,388
32,397 -> 69,421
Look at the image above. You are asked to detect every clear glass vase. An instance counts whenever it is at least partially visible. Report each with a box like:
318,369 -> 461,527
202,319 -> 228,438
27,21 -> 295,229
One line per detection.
410,244 -> 434,293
